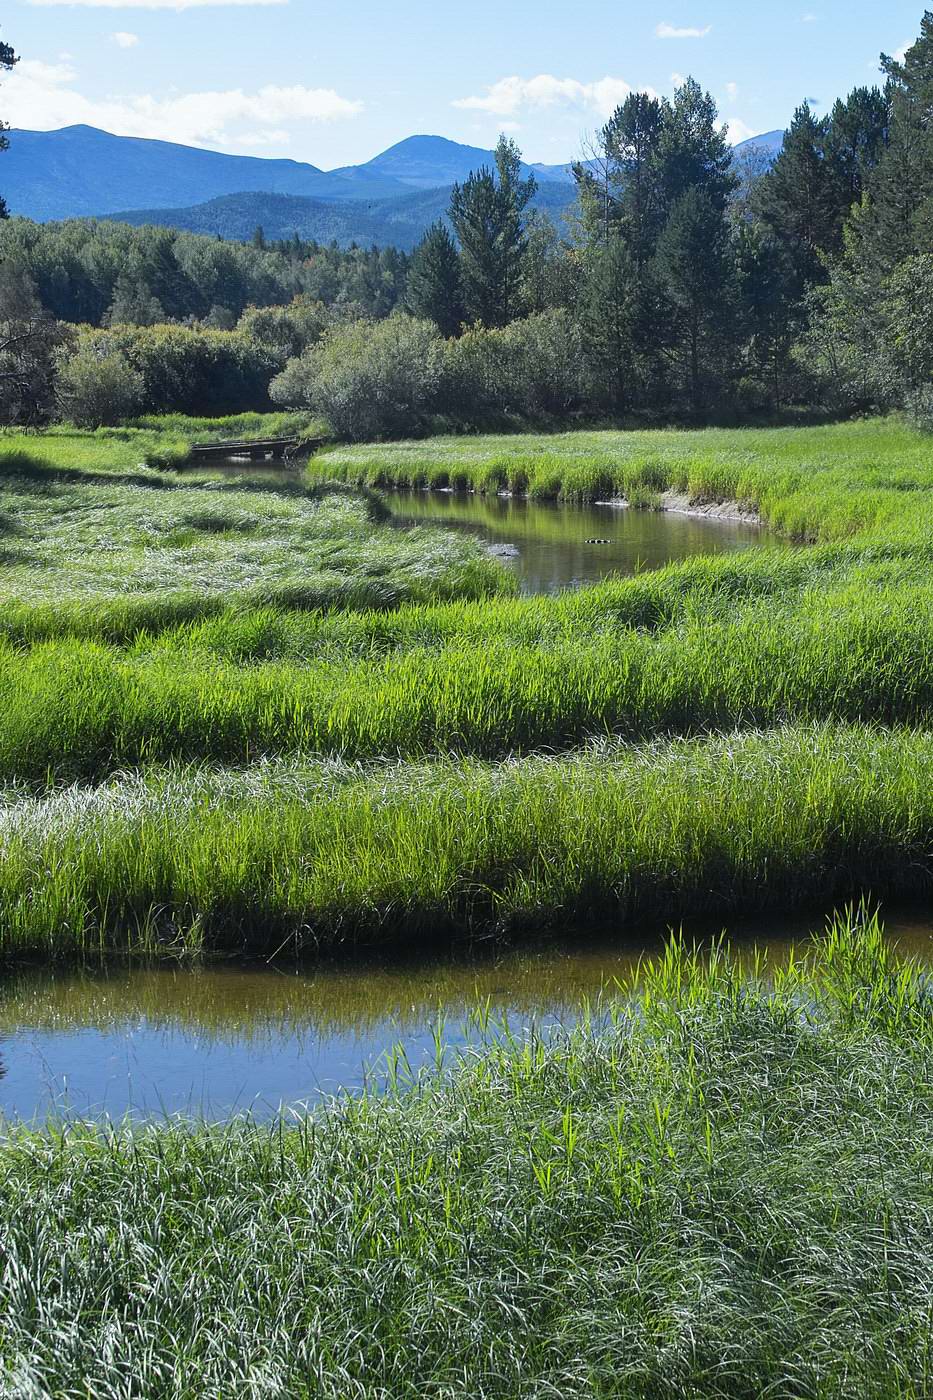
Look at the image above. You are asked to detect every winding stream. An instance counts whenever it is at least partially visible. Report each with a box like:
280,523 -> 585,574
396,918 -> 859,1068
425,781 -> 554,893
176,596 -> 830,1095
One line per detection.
0,484 -> 873,1124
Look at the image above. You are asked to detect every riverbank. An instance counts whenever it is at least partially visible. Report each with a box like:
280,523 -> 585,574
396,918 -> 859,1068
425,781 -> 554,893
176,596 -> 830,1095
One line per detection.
2,910 -> 932,1396
2,416 -> 933,961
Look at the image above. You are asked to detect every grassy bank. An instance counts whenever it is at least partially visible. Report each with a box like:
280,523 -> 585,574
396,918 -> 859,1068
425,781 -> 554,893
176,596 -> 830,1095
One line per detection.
0,413 -> 324,477
1,726 -> 932,960
2,570 -> 933,780
2,416 -> 933,955
2,913 -> 933,1396
314,417 -> 933,541
0,468 -> 509,622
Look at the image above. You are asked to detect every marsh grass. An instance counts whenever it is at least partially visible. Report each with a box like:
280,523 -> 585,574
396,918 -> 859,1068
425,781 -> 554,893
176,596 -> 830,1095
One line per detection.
0,471 -> 511,624
0,727 -> 932,959
314,417 -> 933,542
3,575 -> 933,779
2,910 -> 933,1396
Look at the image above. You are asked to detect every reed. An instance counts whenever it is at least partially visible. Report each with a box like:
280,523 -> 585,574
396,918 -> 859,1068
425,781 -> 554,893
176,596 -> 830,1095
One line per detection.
2,910 -> 932,1396
0,726 -> 932,959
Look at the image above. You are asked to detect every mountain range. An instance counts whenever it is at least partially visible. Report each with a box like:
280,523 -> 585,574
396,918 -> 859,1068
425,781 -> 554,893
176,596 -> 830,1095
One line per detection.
1,124 -> 785,250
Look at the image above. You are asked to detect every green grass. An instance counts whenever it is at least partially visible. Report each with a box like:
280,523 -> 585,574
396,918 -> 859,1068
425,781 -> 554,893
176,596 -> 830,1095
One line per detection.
1,725 -> 932,960
314,417 -> 933,542
0,470 -> 511,626
1,568 -> 932,780
3,415 -> 933,953
0,412 -> 326,478
2,912 -> 933,1396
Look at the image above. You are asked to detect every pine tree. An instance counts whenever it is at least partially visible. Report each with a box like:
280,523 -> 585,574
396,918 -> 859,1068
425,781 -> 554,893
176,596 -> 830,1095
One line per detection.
755,103 -> 839,286
653,187 -> 736,417
858,13 -> 933,269
406,222 -> 464,337
653,78 -> 738,218
579,232 -> 636,413
0,30 -> 18,220
449,136 -> 536,328
823,87 -> 889,217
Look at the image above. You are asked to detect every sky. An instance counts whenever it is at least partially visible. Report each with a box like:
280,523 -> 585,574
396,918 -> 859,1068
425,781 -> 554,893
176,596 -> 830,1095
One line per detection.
1,0 -> 926,170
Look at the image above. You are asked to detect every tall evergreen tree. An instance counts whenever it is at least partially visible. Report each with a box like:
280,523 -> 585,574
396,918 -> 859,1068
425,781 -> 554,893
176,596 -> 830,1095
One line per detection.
654,187 -> 736,417
0,30 -> 18,220
653,78 -> 738,218
858,13 -> 933,269
449,136 -> 536,328
823,87 -> 890,218
755,103 -> 839,286
574,93 -> 665,260
579,233 -> 637,413
406,222 -> 465,337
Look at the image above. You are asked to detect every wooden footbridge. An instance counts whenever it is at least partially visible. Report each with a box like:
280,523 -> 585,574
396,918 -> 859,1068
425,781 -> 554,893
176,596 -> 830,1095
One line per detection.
187,435 -> 325,464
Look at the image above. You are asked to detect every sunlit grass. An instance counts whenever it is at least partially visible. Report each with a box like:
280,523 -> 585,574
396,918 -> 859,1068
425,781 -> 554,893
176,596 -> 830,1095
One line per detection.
0,726 -> 932,959
2,911 -> 933,1396
314,417 -> 933,542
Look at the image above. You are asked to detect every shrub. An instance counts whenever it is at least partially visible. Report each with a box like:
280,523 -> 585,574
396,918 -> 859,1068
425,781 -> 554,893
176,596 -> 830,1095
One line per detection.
270,315 -> 445,440
446,310 -> 585,421
89,325 -> 279,416
238,297 -> 330,362
56,341 -> 145,428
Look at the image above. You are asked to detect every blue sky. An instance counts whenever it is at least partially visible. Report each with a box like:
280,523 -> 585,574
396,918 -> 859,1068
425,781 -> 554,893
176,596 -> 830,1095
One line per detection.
1,0 -> 925,169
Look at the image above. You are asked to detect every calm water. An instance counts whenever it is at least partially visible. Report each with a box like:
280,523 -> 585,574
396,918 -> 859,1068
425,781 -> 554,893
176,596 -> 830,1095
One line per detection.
0,485 -> 859,1123
2,914 -> 932,1123
387,489 -> 767,593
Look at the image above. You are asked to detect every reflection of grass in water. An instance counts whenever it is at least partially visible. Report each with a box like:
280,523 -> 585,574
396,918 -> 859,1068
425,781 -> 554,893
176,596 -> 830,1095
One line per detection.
0,945 -> 652,1042
2,912 -> 933,1396
315,418 -> 933,534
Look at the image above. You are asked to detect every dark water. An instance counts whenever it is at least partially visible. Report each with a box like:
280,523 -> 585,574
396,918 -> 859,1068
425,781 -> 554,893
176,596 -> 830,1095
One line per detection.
2,914 -> 932,1123
387,489 -> 768,594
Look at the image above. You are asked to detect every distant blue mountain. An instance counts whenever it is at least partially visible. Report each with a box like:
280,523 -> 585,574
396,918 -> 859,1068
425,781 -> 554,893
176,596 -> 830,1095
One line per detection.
734,129 -> 785,160
0,125 -> 412,221
0,122 -> 786,232
111,180 -> 578,253
335,134 -> 572,190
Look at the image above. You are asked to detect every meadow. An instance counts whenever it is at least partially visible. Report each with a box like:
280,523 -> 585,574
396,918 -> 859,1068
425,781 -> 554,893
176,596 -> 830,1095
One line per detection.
1,417 -> 933,956
4,415 -> 933,1390
3,912 -> 933,1397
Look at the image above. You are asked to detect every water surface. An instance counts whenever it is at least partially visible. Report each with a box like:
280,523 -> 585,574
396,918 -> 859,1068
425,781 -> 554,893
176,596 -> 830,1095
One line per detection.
387,490 -> 768,594
2,913 -> 931,1124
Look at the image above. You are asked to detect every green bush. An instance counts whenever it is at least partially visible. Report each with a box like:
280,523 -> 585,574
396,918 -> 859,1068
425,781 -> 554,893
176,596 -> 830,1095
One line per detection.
270,314 -> 445,440
56,340 -> 145,427
85,324 -> 279,417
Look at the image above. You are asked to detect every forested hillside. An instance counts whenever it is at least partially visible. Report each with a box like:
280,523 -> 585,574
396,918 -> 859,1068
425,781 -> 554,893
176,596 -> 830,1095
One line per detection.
0,15 -> 931,430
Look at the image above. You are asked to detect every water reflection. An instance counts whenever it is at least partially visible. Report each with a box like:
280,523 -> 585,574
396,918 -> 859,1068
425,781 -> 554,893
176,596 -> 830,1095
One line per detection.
2,912 -> 931,1124
386,490 -> 769,594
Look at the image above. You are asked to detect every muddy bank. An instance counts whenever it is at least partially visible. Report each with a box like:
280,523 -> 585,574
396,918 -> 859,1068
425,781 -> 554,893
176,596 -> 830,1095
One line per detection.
595,492 -> 761,526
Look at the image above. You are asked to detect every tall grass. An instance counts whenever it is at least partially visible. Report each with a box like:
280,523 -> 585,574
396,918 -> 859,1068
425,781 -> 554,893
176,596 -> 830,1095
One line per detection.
2,911 -> 933,1396
0,471 -> 511,622
1,726 -> 932,959
3,581 -> 933,779
0,413 -> 327,478
313,417 -> 933,541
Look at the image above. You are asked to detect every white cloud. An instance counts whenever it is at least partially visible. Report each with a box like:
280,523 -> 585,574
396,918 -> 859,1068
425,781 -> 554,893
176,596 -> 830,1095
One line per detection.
802,12 -> 818,22
727,118 -> 756,145
893,41 -> 911,63
111,30 -> 139,45
453,74 -> 652,121
725,81 -> 738,101
3,57 -> 362,146
655,22 -> 711,39
670,71 -> 686,86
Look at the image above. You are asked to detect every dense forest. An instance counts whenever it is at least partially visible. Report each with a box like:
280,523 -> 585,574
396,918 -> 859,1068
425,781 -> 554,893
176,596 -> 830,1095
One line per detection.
1,12 -> 932,432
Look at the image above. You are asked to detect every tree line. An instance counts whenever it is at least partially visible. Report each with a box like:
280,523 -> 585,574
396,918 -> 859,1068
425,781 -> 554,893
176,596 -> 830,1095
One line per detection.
1,14 -> 932,432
